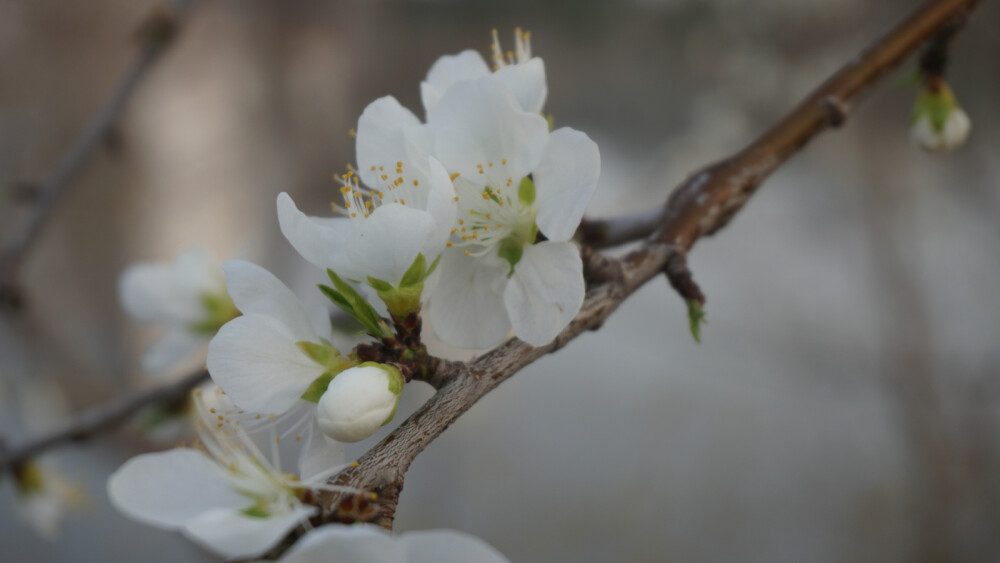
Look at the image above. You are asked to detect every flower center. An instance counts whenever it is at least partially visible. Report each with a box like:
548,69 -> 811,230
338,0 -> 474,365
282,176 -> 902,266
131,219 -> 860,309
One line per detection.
449,164 -> 537,272
491,27 -> 532,71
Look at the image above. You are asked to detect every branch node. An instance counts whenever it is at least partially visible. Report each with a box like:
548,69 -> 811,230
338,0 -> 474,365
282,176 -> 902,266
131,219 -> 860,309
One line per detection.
821,95 -> 850,127
662,251 -> 705,306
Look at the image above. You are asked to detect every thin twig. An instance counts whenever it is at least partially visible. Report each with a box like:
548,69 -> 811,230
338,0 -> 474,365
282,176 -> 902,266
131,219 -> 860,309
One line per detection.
0,0 -> 193,299
316,0 -> 983,533
0,369 -> 208,470
576,208 -> 664,249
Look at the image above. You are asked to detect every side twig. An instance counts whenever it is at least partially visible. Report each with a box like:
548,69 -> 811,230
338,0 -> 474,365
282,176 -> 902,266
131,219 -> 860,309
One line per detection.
317,0 -> 982,534
0,1 -> 193,304
0,369 -> 208,470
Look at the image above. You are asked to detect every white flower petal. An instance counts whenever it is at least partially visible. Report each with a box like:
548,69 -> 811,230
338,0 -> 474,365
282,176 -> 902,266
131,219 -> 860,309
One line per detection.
356,96 -> 432,187
347,204 -> 436,286
494,58 -> 547,114
428,76 -> 549,188
108,449 -> 249,529
504,242 -> 584,347
428,249 -> 512,350
420,50 -> 491,113
183,505 -> 315,560
532,127 -> 601,242
277,193 -> 356,277
141,329 -> 203,373
298,419 -> 346,483
423,157 -> 458,253
279,524 -> 404,563
207,314 -> 324,414
221,260 -> 316,342
402,529 -> 510,563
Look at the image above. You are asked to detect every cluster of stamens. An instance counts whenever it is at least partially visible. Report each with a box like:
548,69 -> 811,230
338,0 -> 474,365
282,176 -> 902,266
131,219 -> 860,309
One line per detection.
331,161 -> 427,222
449,159 -> 531,257
491,27 -> 532,71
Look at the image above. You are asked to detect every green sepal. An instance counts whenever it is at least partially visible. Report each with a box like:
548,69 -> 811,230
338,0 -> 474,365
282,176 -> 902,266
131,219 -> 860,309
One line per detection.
189,291 -> 240,335
319,269 -> 393,339
686,299 -> 706,343
914,83 -> 958,132
518,177 -> 536,206
399,253 -> 427,288
426,254 -> 441,278
366,276 -> 393,292
241,505 -> 270,518
300,371 -> 335,403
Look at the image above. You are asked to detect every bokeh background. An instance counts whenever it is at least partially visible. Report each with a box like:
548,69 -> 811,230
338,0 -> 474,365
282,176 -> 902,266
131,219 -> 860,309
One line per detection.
2,0 -> 999,561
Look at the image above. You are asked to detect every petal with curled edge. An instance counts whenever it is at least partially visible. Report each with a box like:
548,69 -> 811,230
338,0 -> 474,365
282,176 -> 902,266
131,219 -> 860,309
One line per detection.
221,260 -> 316,343
277,192 -> 356,278
108,449 -> 249,529
207,314 -> 324,414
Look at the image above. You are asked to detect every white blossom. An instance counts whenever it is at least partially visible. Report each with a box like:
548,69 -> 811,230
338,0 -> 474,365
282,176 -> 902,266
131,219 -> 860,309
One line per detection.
119,248 -> 237,372
277,523 -> 509,563
315,363 -> 404,443
425,76 -> 600,348
108,387 -> 352,560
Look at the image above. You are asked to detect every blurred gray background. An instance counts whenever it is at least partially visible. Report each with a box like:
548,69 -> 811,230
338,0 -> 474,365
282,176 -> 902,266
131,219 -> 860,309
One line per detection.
2,0 -> 999,561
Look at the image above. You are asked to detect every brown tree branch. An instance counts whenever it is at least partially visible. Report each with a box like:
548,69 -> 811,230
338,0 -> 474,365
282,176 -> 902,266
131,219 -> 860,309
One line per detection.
0,369 -> 208,471
317,0 -> 983,533
0,1 -> 193,305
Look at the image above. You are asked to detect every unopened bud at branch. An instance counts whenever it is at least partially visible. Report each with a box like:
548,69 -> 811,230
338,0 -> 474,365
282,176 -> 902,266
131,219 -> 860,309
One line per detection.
316,362 -> 404,442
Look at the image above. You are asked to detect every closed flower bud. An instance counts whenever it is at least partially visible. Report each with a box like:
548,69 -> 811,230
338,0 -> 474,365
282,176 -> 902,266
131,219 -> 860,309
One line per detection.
316,363 -> 404,442
911,82 -> 971,152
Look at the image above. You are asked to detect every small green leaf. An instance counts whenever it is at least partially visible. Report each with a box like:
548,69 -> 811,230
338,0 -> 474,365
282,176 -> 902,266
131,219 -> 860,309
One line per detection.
318,284 -> 351,312
686,299 -> 706,343
324,270 -> 393,339
366,276 -> 393,292
426,254 -> 441,278
399,253 -> 427,288
301,372 -> 335,403
518,177 -> 536,206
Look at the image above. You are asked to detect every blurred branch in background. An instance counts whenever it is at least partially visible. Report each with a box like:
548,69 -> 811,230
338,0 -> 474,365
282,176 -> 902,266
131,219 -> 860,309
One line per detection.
0,369 -> 207,472
323,0 -> 984,534
0,0 -> 193,309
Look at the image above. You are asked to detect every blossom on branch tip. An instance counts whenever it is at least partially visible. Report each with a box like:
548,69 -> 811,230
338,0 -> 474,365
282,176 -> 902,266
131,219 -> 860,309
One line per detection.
316,362 -> 404,443
119,248 -> 238,372
911,81 -> 971,152
277,523 -> 510,563
107,387 -> 354,560
425,76 -> 600,349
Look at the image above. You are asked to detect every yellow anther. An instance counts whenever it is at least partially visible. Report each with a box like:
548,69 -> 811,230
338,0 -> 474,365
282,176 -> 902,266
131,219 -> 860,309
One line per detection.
450,172 -> 460,181
488,161 -> 493,167
453,196 -> 459,202
465,250 -> 471,255
413,179 -> 419,186
458,219 -> 464,225
348,129 -> 356,137
350,461 -> 359,468
501,158 -> 507,165
446,242 -> 453,247
255,414 -> 262,420
381,174 -> 388,180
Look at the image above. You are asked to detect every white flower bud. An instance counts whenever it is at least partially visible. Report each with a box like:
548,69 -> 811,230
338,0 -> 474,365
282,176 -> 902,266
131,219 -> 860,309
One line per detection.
911,107 -> 971,152
316,363 -> 404,442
